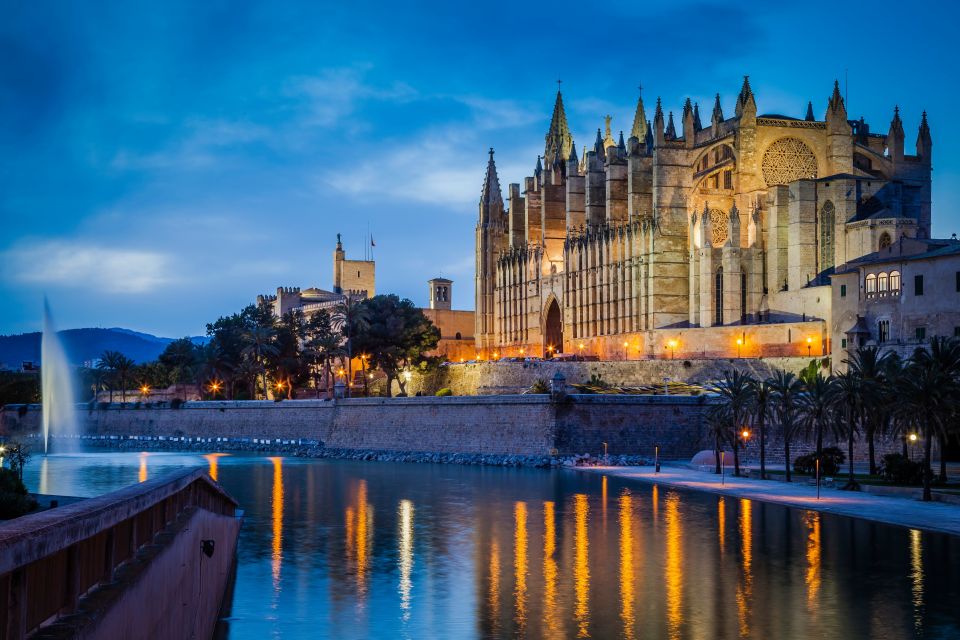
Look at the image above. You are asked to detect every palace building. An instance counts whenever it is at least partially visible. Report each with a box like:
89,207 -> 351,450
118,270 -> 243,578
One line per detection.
475,78 -> 935,360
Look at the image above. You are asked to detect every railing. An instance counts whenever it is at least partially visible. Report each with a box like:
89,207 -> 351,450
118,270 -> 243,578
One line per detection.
0,468 -> 238,640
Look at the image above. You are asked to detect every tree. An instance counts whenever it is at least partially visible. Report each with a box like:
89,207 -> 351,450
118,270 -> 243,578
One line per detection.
353,295 -> 440,397
833,369 -> 862,490
769,370 -> 803,482
705,404 -> 732,474
799,372 -> 840,480
845,346 -> 892,475
159,338 -> 200,400
749,377 -> 774,480
98,351 -> 133,402
333,295 -> 371,397
304,310 -> 343,398
242,325 -> 278,399
709,370 -> 755,477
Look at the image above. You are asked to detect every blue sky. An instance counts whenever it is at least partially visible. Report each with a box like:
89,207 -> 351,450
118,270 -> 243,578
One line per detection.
2,0 -> 958,337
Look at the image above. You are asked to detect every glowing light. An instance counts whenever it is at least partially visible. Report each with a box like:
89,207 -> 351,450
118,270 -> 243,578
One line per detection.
398,499 -> 414,620
578,343 -> 585,351
542,501 -> 559,636
909,433 -> 918,443
204,452 -> 228,482
493,352 -> 499,359
574,493 -> 591,638
269,457 -> 284,591
348,480 -> 373,597
665,492 -> 683,639
138,452 -> 149,483
519,348 -> 525,355
718,497 -> 726,554
619,490 -> 636,640
208,380 -> 222,393
806,337 -> 813,344
547,345 -> 554,352
513,502 -> 528,630
667,339 -> 678,349
736,338 -> 743,346
741,430 -> 751,439
139,385 -> 150,395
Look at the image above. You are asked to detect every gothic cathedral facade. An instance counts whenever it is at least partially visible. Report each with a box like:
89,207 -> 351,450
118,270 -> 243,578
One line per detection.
475,78 -> 932,359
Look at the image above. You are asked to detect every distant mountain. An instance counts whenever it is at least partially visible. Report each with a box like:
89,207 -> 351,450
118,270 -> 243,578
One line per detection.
0,328 -> 207,368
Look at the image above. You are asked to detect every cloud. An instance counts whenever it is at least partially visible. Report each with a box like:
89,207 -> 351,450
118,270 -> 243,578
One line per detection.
2,240 -> 175,294
287,66 -> 418,129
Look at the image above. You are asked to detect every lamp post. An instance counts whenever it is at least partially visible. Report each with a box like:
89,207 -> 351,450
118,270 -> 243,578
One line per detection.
741,429 -> 750,475
140,385 -> 150,399
547,345 -> 554,359
667,339 -> 678,360
655,445 -> 660,473
806,337 -> 812,357
736,337 -> 743,359
623,341 -> 629,361
578,343 -> 585,360
909,433 -> 918,461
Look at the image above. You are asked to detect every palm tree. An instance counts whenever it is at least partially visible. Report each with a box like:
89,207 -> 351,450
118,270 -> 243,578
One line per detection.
706,404 -> 732,474
845,346 -> 892,475
769,370 -> 804,482
709,370 -> 755,477
833,369 -> 862,490
798,372 -> 838,479
98,350 -> 126,403
242,325 -> 278,399
749,378 -> 774,480
333,295 -> 370,397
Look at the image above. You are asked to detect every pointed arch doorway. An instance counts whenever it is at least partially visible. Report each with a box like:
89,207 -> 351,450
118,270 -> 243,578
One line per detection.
544,298 -> 563,358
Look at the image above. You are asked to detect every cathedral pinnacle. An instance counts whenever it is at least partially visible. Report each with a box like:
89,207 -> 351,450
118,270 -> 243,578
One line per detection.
593,128 -> 604,156
735,75 -> 756,117
711,93 -> 723,125
568,141 -> 578,164
828,80 -> 845,115
617,131 -> 626,155
665,111 -> 677,140
480,147 -> 503,209
535,155 -> 543,178
544,89 -> 573,165
693,102 -> 702,131
805,101 -> 815,121
631,86 -> 648,140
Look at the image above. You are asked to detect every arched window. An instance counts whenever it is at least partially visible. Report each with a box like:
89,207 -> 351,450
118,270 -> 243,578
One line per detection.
890,270 -> 901,292
865,273 -> 877,295
820,201 -> 835,271
879,232 -> 892,250
715,267 -> 724,325
455,331 -> 462,340
878,272 -> 889,293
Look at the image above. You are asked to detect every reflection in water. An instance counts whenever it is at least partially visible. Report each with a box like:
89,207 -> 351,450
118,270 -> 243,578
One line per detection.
38,457 -> 49,495
619,490 -> 636,640
574,493 -> 591,638
718,497 -> 726,554
138,452 -> 149,483
664,492 -> 683,640
736,499 -> 753,638
652,484 -> 659,522
398,499 -> 414,621
602,475 -> 608,529
804,511 -> 821,610
542,501 -> 560,637
269,457 -> 284,592
910,528 -> 924,634
489,539 -> 501,636
204,453 -> 228,482
513,502 -> 528,631
346,480 -> 373,599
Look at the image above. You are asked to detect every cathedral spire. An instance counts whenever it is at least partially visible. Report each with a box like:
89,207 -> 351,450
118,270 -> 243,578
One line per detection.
887,105 -> 904,161
479,148 -> 503,218
735,76 -> 756,118
917,110 -> 932,162
631,85 -> 648,140
568,140 -> 578,164
593,128 -> 604,156
712,93 -> 723,124
665,111 -> 677,140
693,102 -> 702,131
544,89 -> 573,164
827,80 -> 846,117
534,154 -> 543,179
805,101 -> 815,121
653,98 -> 665,146
617,130 -> 626,156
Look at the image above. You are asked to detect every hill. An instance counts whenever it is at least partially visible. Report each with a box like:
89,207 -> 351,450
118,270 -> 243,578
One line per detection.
0,328 -> 206,368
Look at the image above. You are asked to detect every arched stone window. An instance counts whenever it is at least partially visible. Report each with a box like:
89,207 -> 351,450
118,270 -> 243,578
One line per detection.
761,138 -> 819,186
879,232 -> 892,250
820,201 -> 835,270
865,273 -> 877,295
715,267 -> 724,325
878,272 -> 889,293
890,270 -> 901,292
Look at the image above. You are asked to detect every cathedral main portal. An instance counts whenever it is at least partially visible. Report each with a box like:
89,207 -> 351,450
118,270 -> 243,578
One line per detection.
544,299 -> 562,357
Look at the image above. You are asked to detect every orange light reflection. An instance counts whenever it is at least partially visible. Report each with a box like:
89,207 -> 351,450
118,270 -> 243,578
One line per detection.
513,502 -> 528,631
574,493 -> 591,638
619,490 -> 636,640
269,456 -> 284,592
542,501 -> 559,636
665,492 -> 683,639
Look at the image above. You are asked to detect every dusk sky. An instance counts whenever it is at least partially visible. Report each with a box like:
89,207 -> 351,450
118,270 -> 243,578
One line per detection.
2,0 -> 958,337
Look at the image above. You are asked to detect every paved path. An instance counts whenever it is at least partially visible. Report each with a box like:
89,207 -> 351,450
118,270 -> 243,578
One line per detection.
579,465 -> 960,537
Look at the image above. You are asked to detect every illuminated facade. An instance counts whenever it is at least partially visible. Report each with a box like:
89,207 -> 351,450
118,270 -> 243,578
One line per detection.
475,79 -> 934,359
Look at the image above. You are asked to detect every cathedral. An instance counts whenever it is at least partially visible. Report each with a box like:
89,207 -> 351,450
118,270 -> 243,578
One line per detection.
475,78 -> 933,360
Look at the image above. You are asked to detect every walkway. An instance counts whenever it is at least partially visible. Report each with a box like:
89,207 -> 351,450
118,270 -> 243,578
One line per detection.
579,464 -> 960,537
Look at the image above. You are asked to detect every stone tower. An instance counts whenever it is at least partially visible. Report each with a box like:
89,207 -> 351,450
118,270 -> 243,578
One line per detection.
475,148 -> 505,350
428,277 -> 452,310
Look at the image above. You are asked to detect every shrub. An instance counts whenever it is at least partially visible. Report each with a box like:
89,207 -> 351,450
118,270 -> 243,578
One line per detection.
435,388 -> 453,397
586,373 -> 608,388
879,453 -> 926,485
529,379 -> 550,394
0,468 -> 37,519
794,446 -> 845,476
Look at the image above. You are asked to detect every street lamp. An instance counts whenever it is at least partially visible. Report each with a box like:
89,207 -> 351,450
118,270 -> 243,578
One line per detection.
623,341 -> 629,361
667,339 -> 678,360
736,337 -> 743,358
806,336 -> 813,357
140,384 -> 150,397
909,432 -> 918,460
578,343 -> 585,360
547,345 -> 554,359
492,351 -> 499,360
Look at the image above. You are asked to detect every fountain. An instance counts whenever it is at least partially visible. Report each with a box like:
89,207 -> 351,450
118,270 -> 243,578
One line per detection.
41,299 -> 78,452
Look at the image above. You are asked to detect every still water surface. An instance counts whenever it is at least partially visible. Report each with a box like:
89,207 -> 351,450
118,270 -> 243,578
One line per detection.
22,452 -> 960,639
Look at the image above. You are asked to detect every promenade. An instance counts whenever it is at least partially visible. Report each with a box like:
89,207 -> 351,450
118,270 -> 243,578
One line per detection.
581,464 -> 960,537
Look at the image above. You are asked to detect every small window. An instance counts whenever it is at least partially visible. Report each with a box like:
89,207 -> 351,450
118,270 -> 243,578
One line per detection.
890,271 -> 901,292
878,320 -> 890,343
879,232 -> 892,250
878,272 -> 889,293
840,284 -> 847,297
455,331 -> 462,340
841,338 -> 847,349
916,327 -> 927,341
915,274 -> 924,296
865,274 -> 877,294
723,170 -> 733,190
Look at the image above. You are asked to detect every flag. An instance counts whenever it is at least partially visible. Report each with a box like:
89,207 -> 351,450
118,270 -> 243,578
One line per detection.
370,236 -> 375,247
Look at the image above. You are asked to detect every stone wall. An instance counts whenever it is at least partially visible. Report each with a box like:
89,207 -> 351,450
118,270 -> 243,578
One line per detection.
413,356 -> 817,396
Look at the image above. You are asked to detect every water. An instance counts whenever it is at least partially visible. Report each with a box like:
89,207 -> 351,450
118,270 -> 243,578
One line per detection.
40,299 -> 78,452
22,452 -> 960,639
